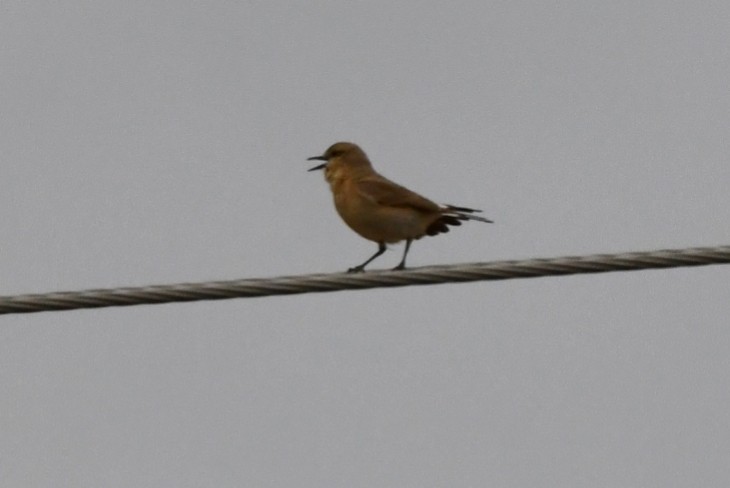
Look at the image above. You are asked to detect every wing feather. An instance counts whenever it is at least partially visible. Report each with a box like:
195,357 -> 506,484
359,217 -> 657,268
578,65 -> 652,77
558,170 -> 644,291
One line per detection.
355,176 -> 440,213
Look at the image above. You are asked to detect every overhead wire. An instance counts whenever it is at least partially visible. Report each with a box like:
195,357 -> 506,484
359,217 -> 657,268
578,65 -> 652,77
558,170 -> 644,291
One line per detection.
1,244 -> 729,315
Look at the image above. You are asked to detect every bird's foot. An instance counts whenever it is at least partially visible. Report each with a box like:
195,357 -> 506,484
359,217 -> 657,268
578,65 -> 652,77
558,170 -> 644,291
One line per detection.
391,263 -> 406,271
347,266 -> 366,273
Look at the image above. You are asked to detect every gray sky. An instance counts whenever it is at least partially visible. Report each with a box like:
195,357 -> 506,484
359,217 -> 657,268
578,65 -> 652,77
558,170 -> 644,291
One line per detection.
2,1 -> 730,486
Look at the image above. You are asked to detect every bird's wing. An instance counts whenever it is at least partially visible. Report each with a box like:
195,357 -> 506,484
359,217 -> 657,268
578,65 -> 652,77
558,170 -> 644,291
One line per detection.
356,176 -> 440,213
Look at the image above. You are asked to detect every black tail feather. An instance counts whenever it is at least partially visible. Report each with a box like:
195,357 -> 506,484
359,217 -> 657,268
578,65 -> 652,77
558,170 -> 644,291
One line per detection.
445,204 -> 482,214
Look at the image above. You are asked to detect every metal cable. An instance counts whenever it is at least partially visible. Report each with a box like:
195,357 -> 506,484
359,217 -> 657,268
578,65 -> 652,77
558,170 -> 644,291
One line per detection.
1,244 -> 729,315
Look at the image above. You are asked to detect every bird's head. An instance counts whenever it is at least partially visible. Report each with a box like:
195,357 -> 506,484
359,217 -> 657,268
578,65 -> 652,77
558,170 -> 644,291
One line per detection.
307,142 -> 372,173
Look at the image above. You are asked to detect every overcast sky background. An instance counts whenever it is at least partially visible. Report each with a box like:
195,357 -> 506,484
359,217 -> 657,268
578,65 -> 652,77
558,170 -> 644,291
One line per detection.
2,2 -> 730,487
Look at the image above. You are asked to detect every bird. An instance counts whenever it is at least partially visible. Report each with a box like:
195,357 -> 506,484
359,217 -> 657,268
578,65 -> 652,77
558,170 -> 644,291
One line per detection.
307,142 -> 492,272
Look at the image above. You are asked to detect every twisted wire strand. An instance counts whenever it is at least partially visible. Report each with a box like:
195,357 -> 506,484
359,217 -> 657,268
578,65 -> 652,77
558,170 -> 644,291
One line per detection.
1,244 -> 729,315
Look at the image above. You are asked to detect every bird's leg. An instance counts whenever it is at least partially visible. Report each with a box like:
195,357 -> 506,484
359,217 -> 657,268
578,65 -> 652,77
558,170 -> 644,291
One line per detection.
348,242 -> 387,273
392,239 -> 412,271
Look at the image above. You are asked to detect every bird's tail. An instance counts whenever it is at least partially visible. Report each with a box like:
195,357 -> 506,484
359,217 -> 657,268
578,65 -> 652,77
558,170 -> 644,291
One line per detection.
425,205 -> 493,236
444,204 -> 494,223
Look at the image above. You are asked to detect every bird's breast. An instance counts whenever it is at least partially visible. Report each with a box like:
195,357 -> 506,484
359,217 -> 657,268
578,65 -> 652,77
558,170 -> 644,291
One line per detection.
330,178 -> 430,243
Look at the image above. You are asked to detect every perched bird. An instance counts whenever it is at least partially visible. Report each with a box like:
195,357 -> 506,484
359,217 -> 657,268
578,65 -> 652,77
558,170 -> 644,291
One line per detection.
308,142 -> 492,272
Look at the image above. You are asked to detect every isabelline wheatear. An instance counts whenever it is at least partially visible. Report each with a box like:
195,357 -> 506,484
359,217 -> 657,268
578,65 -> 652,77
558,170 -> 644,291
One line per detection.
308,142 -> 492,272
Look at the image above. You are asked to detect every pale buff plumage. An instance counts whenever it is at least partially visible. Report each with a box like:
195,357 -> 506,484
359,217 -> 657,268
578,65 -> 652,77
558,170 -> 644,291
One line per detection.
308,142 -> 492,272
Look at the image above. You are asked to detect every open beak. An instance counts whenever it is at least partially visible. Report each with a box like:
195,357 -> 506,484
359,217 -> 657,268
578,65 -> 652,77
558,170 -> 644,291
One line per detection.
307,155 -> 327,171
